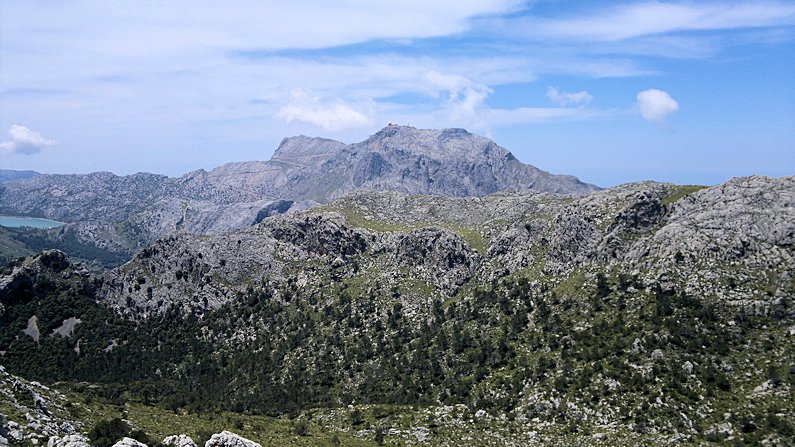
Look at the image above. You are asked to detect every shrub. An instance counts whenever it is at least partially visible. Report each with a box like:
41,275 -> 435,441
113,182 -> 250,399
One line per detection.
89,418 -> 131,447
350,408 -> 365,426
292,419 -> 309,436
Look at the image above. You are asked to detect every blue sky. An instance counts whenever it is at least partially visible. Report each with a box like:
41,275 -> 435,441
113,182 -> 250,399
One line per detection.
1,1 -> 793,187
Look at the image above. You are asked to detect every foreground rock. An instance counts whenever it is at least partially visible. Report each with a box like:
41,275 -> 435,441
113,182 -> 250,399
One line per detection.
204,431 -> 261,447
112,438 -> 148,447
162,434 -> 197,447
47,434 -> 91,447
0,366 -> 82,444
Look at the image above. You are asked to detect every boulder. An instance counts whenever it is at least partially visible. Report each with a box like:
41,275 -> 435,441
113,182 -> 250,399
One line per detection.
112,437 -> 148,447
162,435 -> 197,447
204,431 -> 261,447
47,434 -> 91,447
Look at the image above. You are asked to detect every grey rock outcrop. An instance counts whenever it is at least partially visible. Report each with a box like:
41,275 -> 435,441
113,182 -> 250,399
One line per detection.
0,415 -> 7,447
0,366 -> 82,444
99,175 -> 794,319
204,431 -> 261,447
47,434 -> 91,447
283,126 -> 598,201
162,434 -> 197,447
100,209 -> 483,317
112,437 -> 148,447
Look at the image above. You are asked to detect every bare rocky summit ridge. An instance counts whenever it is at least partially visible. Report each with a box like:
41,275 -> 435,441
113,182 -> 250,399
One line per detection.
0,126 -> 597,266
283,126 -> 597,201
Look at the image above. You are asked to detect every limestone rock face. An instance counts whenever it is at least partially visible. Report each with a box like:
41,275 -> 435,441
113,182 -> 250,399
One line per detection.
162,435 -> 197,447
112,437 -> 148,447
99,210 -> 481,318
389,228 -> 478,292
204,431 -> 261,447
47,434 -> 91,447
99,175 -> 794,320
0,366 -> 82,444
285,126 -> 598,201
626,175 -> 795,265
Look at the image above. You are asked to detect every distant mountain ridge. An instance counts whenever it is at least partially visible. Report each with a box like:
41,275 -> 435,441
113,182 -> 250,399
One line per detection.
0,169 -> 39,183
280,125 -> 597,201
0,126 -> 598,265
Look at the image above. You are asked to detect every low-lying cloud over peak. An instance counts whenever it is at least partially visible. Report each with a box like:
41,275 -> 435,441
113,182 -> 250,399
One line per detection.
0,125 -> 57,155
277,90 -> 374,131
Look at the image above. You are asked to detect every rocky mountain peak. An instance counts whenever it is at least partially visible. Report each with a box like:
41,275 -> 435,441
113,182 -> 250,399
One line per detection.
0,127 -> 599,262
360,125 -> 506,162
270,135 -> 346,168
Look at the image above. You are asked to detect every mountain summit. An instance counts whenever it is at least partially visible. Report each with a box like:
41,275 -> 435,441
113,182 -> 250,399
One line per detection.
338,125 -> 598,196
0,126 -> 597,264
280,125 -> 599,200
186,125 -> 598,202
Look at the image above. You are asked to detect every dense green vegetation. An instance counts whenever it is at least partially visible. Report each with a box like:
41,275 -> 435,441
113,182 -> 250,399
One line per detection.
0,227 -> 35,266
0,226 -> 130,269
1,254 -> 792,445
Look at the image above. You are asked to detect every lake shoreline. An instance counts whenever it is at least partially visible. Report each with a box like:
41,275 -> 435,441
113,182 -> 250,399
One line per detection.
0,215 -> 67,229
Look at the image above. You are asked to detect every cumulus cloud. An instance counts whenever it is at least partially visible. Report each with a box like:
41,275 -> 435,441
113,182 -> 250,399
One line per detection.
546,87 -> 593,106
0,125 -> 56,155
276,90 -> 373,131
637,89 -> 679,124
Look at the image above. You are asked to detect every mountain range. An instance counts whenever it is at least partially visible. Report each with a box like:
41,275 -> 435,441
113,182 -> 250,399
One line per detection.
0,127 -> 793,446
0,126 -> 596,268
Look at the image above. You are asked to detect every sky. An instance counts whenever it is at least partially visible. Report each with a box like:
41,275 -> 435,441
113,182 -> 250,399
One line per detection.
1,1 -> 794,187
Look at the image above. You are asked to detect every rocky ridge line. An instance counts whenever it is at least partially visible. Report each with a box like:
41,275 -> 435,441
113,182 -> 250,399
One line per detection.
0,126 -> 598,267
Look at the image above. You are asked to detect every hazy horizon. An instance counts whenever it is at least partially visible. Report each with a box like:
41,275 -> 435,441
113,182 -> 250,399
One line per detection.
2,1 -> 794,187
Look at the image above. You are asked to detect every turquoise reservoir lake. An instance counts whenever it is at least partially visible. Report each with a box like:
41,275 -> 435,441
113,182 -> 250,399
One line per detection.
0,216 -> 66,229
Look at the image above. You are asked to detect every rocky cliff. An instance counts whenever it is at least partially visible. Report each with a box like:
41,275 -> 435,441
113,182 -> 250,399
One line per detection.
99,175 -> 793,322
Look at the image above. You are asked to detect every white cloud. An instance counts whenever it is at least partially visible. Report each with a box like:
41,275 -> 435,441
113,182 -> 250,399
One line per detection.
546,87 -> 593,106
276,90 -> 373,131
1,1 -> 522,56
1,1 -> 790,176
0,125 -> 57,155
636,89 -> 679,124
523,2 -> 795,42
424,71 -> 493,132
